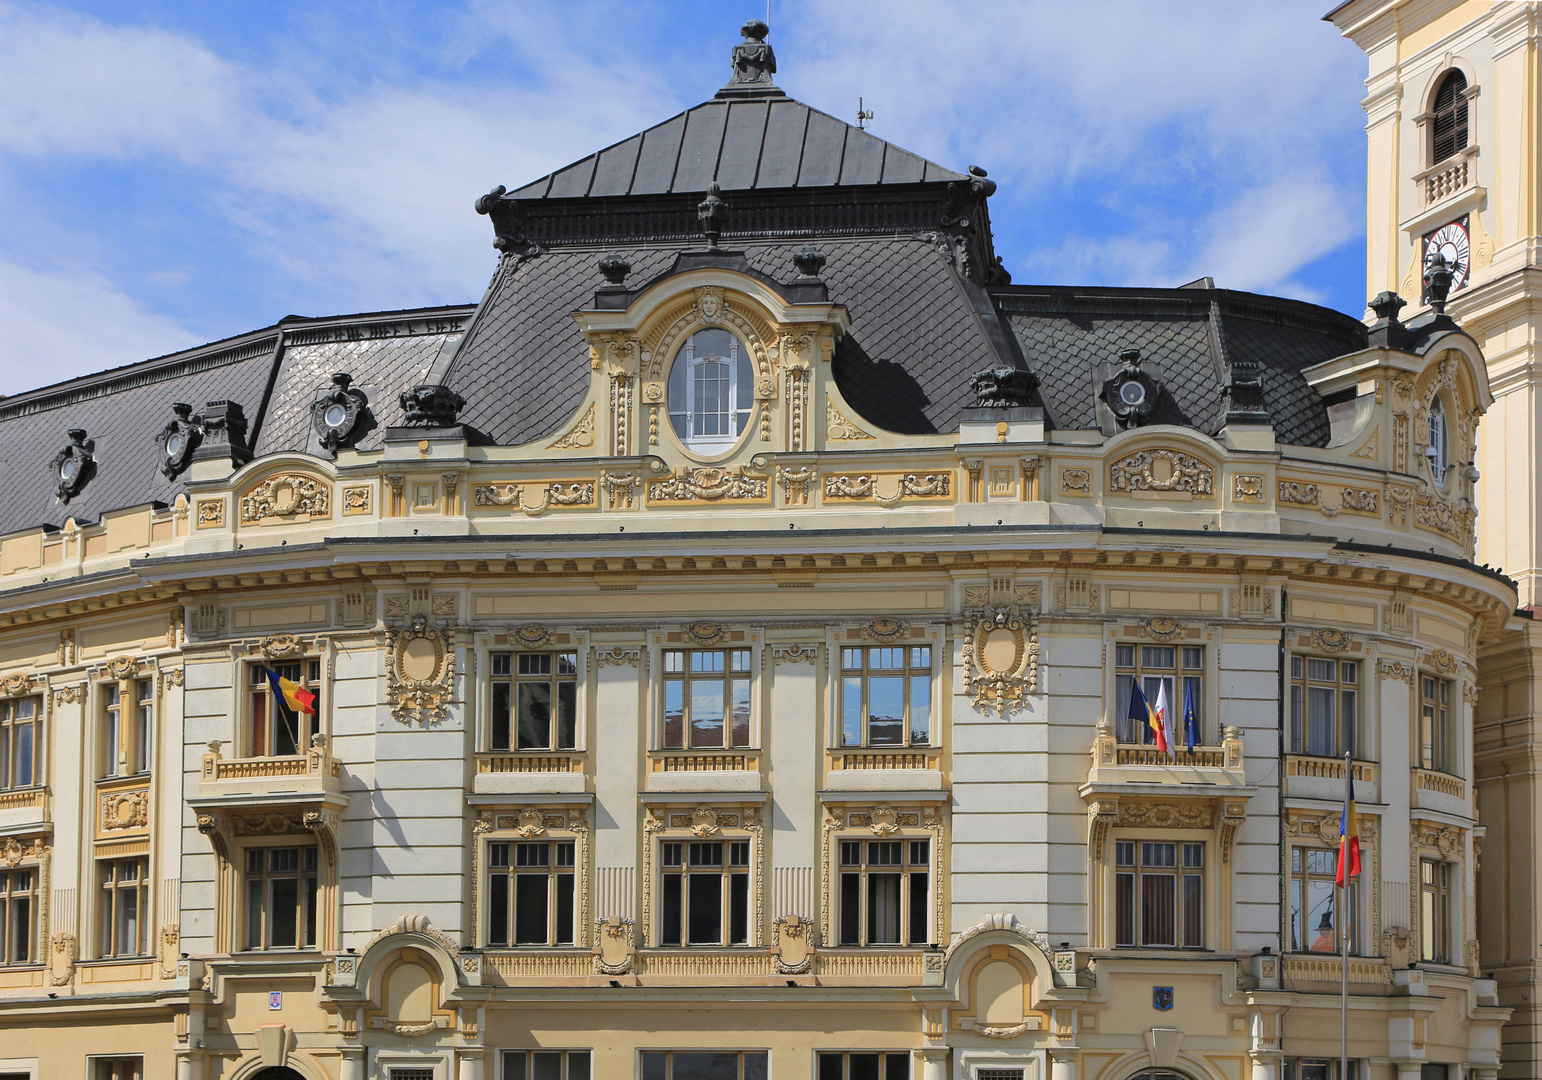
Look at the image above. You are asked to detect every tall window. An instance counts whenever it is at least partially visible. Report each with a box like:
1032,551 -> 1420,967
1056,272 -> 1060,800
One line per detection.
248,660 -> 321,757
667,328 -> 754,451
659,839 -> 749,946
840,646 -> 932,748
1420,676 -> 1452,773
1420,858 -> 1452,963
1290,847 -> 1360,953
1283,1061 -> 1360,1080
1431,70 -> 1469,165
98,857 -> 148,958
818,1052 -> 911,1080
1427,394 -> 1449,487
244,845 -> 318,950
0,867 -> 37,965
838,838 -> 930,946
0,696 -> 40,790
641,1052 -> 767,1080
102,678 -> 153,778
503,1050 -> 591,1080
491,652 -> 577,751
663,649 -> 750,750
1289,658 -> 1358,758
487,840 -> 575,946
1115,840 -> 1204,948
1115,645 -> 1202,744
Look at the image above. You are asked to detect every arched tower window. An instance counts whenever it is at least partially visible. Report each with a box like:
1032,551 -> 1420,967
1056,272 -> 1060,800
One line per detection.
667,328 -> 753,452
1431,70 -> 1469,165
1427,394 -> 1449,488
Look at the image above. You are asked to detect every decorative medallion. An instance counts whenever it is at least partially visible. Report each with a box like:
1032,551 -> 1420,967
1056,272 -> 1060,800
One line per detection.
1312,628 -> 1352,653
156,403 -> 202,480
1060,468 -> 1092,495
513,625 -> 552,648
863,619 -> 907,643
513,809 -> 546,839
195,499 -> 225,529
961,604 -> 1040,718
867,806 -> 901,836
0,673 -> 34,697
51,428 -> 95,505
240,473 -> 330,523
1426,649 -> 1458,673
595,915 -> 635,975
1233,474 -> 1264,503
101,789 -> 149,832
1153,987 -> 1174,1011
260,634 -> 303,660
310,373 -> 370,455
1140,617 -> 1182,641
1278,481 -> 1318,506
104,655 -> 139,680
823,472 -> 951,506
682,622 -> 728,646
1107,448 -> 1213,496
690,806 -> 721,838
341,486 -> 372,515
647,467 -> 767,503
386,615 -> 455,727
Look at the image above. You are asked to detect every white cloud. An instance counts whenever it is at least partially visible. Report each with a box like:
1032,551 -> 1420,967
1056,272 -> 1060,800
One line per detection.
0,256 -> 200,385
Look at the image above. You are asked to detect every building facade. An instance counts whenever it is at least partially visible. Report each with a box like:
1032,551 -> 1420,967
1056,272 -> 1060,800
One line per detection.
0,19 -> 1521,1080
1326,3 -> 1542,1074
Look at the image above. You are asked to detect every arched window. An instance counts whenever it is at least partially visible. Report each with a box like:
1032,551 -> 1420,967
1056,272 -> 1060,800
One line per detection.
667,328 -> 753,451
1427,394 -> 1449,488
1431,70 -> 1469,165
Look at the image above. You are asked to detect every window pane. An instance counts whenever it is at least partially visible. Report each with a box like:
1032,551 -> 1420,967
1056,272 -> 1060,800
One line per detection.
885,1054 -> 909,1080
664,680 -> 685,749
491,653 -> 511,677
1306,879 -> 1335,951
840,872 -> 861,945
729,679 -> 751,748
850,1055 -> 881,1080
867,677 -> 905,745
1307,686 -> 1335,756
819,1055 -> 845,1080
245,877 -> 263,949
729,872 -> 748,944
1307,658 -> 1336,681
533,1054 -> 563,1080
568,1052 -> 591,1080
519,653 -> 551,676
556,874 -> 575,944
1115,873 -> 1134,946
842,677 -> 864,747
674,1053 -> 740,1080
1182,873 -> 1202,947
1142,874 -> 1175,946
910,676 -> 931,746
687,873 -> 722,944
518,683 -> 552,749
641,1053 -> 667,1080
1142,646 -> 1174,669
868,873 -> 901,943
13,725 -> 31,787
661,874 -> 682,946
909,871 -> 928,944
1115,674 -> 1135,742
555,681 -> 577,750
270,878 -> 298,948
689,681 -> 725,748
491,683 -> 512,750
514,874 -> 549,944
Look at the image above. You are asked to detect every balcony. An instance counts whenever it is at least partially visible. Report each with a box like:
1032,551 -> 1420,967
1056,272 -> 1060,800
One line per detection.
644,750 -> 762,794
1415,147 -> 1477,208
824,746 -> 943,794
473,751 -> 586,796
477,948 -> 926,986
193,740 -> 345,812
1413,767 -> 1467,814
0,786 -> 47,834
1284,755 -> 1379,804
1084,722 -> 1248,789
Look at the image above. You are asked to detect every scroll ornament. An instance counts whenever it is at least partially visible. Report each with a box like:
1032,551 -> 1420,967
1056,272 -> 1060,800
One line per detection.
386,615 -> 456,727
962,604 -> 1041,718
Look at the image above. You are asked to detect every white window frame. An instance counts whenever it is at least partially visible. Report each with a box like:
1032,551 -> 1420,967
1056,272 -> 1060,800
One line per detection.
650,631 -> 761,753
475,632 -> 589,755
668,330 -> 753,452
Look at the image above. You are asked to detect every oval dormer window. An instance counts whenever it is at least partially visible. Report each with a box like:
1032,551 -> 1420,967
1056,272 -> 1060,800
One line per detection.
667,328 -> 753,453
1428,394 -> 1449,489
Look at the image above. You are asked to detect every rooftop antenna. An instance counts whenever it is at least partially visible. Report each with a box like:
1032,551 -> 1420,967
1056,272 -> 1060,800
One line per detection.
856,97 -> 874,131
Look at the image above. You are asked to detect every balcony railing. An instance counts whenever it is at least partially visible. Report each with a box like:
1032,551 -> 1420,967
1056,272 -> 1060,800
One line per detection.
201,753 -> 338,782
649,752 -> 760,773
830,750 -> 939,770
1116,746 -> 1225,768
1414,768 -> 1465,799
1416,148 -> 1477,208
1281,955 -> 1392,986
477,948 -> 926,982
477,753 -> 583,775
0,788 -> 45,813
1285,756 -> 1378,785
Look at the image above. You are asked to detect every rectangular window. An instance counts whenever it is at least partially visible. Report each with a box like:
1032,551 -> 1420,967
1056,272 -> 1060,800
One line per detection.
101,678 -> 154,778
502,1049 -> 591,1080
1114,645 -> 1202,745
838,837 -> 930,946
93,1060 -> 144,1080
486,840 -> 576,947
98,857 -> 149,958
247,660 -> 322,758
817,1051 -> 911,1080
1282,1060 -> 1359,1080
1288,657 -> 1358,758
1114,841 -> 1204,948
658,839 -> 750,947
840,645 -> 933,748
640,1051 -> 767,1080
662,650 -> 751,750
490,652 -> 578,751
1420,858 -> 1452,963
243,845 -> 319,950
1420,676 -> 1452,773
0,867 -> 37,965
1289,847 -> 1360,954
0,696 -> 41,790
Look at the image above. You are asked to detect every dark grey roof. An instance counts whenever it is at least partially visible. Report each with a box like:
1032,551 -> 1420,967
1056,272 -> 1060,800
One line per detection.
505,97 -> 965,202
440,235 -> 1004,445
0,306 -> 472,537
989,287 -> 1366,448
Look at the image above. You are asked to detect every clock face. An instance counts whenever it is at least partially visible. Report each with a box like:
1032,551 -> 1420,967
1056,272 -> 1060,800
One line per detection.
1424,219 -> 1471,293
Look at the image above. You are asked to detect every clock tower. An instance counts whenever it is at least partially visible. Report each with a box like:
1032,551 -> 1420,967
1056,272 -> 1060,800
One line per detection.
1329,4 -> 1542,1076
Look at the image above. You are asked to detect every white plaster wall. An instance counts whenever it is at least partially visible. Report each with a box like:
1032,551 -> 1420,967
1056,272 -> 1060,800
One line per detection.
592,657 -> 641,920
178,652 -> 234,953
1218,633 -> 1283,951
768,654 -> 817,918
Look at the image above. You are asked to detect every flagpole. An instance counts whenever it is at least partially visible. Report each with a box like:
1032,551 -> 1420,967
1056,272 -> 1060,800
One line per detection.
1341,750 -> 1351,1080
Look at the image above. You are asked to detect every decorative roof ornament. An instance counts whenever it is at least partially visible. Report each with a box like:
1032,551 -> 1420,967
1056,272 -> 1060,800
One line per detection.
1367,290 -> 1412,350
968,368 -> 1038,409
51,428 -> 94,504
697,182 -> 727,249
1425,251 -> 1456,314
941,166 -> 997,230
310,372 -> 370,456
156,402 -> 202,481
719,19 -> 778,97
792,245 -> 827,279
598,253 -> 633,288
1100,349 -> 1161,428
192,400 -> 252,470
399,384 -> 465,428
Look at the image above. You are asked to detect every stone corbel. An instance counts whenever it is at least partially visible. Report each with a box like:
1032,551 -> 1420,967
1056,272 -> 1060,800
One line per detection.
195,811 -> 231,861
302,809 -> 340,866
1217,798 -> 1248,863
1087,799 -> 1118,862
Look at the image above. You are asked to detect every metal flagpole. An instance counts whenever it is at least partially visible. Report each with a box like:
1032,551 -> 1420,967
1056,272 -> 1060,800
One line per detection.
1341,750 -> 1351,1080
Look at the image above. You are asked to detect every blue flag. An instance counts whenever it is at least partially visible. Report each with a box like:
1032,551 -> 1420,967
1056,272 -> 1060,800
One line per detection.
1183,679 -> 1199,753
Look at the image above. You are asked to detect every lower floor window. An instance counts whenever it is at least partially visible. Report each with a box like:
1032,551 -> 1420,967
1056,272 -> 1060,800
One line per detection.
1282,1060 -> 1361,1080
1420,858 -> 1452,963
98,857 -> 149,957
1115,840 -> 1203,948
244,845 -> 319,950
660,840 -> 750,946
1290,847 -> 1361,953
839,838 -> 930,946
503,1050 -> 591,1080
488,840 -> 575,946
94,1060 -> 144,1080
641,1052 -> 767,1080
818,1051 -> 910,1080
0,867 -> 37,964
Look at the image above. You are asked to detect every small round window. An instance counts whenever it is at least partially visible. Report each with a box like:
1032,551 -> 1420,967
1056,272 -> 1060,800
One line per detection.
667,328 -> 753,452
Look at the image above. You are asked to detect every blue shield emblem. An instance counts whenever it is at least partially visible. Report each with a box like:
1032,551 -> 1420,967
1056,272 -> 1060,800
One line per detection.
1153,986 -> 1174,1011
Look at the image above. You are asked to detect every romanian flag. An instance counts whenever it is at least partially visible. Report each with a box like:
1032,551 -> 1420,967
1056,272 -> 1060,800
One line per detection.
1127,680 -> 1168,755
1336,772 -> 1362,887
266,669 -> 317,715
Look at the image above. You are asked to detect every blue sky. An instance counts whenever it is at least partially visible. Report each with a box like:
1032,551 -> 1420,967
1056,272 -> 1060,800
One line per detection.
0,1 -> 1369,392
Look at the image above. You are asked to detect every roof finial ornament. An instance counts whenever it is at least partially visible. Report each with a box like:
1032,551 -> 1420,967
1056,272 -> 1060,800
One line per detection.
598,253 -> 633,288
698,182 -> 727,250
730,19 -> 775,86
1424,251 -> 1456,315
793,244 -> 826,279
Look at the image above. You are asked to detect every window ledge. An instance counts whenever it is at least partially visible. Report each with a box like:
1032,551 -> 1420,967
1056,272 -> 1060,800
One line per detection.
644,769 -> 762,795
823,768 -> 944,793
